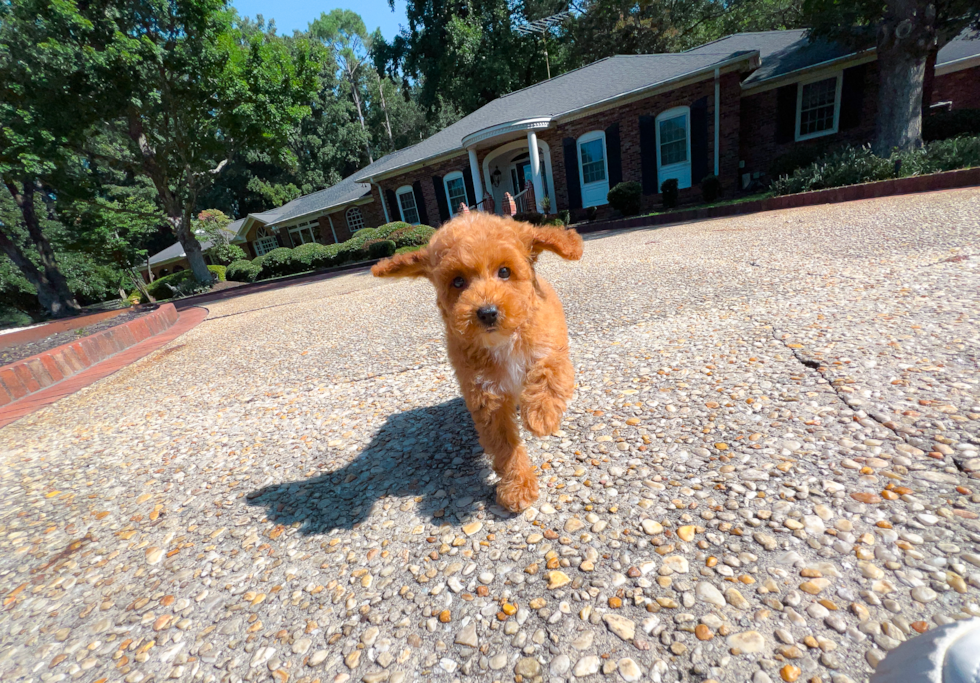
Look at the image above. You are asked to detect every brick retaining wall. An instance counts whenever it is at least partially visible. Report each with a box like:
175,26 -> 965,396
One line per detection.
0,303 -> 179,406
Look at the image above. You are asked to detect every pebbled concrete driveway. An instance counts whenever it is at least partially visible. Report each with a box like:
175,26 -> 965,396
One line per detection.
1,189 -> 979,683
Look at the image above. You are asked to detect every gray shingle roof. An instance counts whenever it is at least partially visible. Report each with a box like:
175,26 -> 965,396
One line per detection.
148,219 -> 244,267
356,50 -> 757,180
937,29 -> 980,66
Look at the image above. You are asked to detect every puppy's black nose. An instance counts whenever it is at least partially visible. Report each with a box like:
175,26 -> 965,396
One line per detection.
476,305 -> 498,326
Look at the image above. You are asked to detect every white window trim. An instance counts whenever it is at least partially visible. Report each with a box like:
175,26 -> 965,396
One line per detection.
795,72 -> 843,142
254,235 -> 279,256
655,106 -> 692,183
395,185 -> 420,225
346,206 -> 365,233
576,130 -> 609,209
443,171 -> 469,216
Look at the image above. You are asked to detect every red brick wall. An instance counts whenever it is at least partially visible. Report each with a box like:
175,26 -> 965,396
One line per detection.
377,156 -> 473,227
739,63 -> 879,183
538,73 -> 742,216
315,200 -> 384,244
931,66 -> 980,110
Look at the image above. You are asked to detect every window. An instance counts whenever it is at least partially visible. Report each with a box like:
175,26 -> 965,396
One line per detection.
254,235 -> 278,256
655,106 -> 692,190
796,74 -> 842,141
576,131 -> 609,208
346,206 -> 364,233
287,220 -> 318,246
443,172 -> 469,215
396,186 -> 420,224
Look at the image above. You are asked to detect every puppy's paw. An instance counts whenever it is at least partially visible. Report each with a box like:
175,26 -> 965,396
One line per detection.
522,398 -> 565,437
496,471 -> 540,513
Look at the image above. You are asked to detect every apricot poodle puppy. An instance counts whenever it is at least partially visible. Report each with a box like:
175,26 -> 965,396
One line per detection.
372,212 -> 583,512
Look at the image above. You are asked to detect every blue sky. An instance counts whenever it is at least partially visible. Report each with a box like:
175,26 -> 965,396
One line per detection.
232,0 -> 409,40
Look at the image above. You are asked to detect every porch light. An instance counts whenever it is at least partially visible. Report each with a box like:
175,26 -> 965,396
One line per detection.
491,166 -> 502,187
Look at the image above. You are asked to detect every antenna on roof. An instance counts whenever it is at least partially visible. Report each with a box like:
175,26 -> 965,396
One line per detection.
515,10 -> 570,80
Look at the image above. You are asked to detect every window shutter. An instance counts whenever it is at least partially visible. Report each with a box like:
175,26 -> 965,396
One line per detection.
839,64 -> 866,130
462,167 -> 476,206
562,137 -> 582,210
690,97 -> 709,184
431,176 -> 450,223
412,181 -> 430,225
776,84 -> 797,144
605,123 -> 622,187
385,189 -> 398,222
638,115 -> 658,195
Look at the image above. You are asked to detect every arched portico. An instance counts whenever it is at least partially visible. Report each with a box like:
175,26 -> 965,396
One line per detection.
480,138 -> 556,214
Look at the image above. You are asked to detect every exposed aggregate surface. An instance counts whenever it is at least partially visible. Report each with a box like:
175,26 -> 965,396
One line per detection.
2,189 -> 980,683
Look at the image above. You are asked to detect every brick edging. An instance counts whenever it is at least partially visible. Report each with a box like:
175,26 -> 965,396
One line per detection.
576,167 -> 980,234
0,303 -> 179,407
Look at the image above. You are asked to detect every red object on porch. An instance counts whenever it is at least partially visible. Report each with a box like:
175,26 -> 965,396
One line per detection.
502,192 -> 517,216
458,202 -> 470,214
482,194 -> 495,213
524,180 -> 536,213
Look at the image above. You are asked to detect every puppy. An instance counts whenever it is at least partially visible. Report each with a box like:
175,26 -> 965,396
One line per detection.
372,213 -> 583,512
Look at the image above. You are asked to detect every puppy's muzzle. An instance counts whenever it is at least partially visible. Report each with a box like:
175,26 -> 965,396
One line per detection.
476,305 -> 499,328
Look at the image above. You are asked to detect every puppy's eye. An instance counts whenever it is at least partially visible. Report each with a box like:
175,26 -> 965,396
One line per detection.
452,276 -> 465,289
497,267 -> 510,280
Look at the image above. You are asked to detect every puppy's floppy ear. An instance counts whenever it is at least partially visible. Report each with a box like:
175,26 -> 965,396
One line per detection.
371,248 -> 429,278
525,226 -> 584,261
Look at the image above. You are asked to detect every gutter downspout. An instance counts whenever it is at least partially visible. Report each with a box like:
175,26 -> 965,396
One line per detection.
371,180 -> 391,223
714,67 -> 720,177
326,214 -> 339,243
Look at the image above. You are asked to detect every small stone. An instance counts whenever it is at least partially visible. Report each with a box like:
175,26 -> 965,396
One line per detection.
677,526 -> 696,542
455,622 -> 478,648
308,650 -> 329,667
780,665 -> 801,682
603,614 -> 636,641
696,582 -> 726,608
551,655 -> 571,675
911,586 -> 938,603
670,642 -> 687,655
663,556 -> 689,573
462,521 -> 482,536
850,492 -> 882,504
642,520 -> 664,535
799,579 -> 831,595
564,518 -> 585,533
617,658 -> 643,682
547,571 -> 571,589
438,610 -> 451,623
145,547 -> 164,565
727,631 -> 765,654
514,658 -> 541,678
574,656 -> 600,677
292,638 -> 311,655
726,587 -> 750,609
695,625 -> 713,641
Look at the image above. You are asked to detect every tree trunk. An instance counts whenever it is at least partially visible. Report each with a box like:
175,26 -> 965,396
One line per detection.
377,73 -> 394,144
347,66 -> 373,163
873,0 -> 936,155
2,179 -> 81,318
172,213 -> 212,284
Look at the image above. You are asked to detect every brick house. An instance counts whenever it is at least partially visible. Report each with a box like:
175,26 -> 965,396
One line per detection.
149,28 -> 979,274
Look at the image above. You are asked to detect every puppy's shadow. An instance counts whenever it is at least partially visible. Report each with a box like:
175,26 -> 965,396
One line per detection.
246,398 -> 495,534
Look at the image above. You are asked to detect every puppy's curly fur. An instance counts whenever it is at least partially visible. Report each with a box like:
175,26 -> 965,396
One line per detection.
372,213 -> 583,512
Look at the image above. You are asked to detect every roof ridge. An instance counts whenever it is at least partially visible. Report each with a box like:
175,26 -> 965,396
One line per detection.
499,55 -> 616,99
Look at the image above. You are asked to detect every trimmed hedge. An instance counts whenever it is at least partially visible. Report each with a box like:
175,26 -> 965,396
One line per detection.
660,178 -> 679,209
387,224 -> 435,248
373,221 -> 411,239
227,259 -> 263,283
701,175 -> 722,203
395,245 -> 422,255
368,240 -> 397,259
607,181 -> 641,216
258,248 -> 294,278
771,136 -> 980,196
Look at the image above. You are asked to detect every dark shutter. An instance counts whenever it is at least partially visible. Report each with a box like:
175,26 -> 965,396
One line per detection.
638,115 -> 658,195
775,84 -> 797,144
385,189 -> 398,223
605,123 -> 622,187
412,180 -> 429,225
839,64 -> 866,130
690,96 -> 709,184
431,176 -> 450,223
562,137 -> 582,210
462,167 -> 476,206
516,164 -> 526,192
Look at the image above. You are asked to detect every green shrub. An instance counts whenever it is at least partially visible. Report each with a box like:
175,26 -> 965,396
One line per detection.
285,243 -> 330,274
557,209 -> 571,226
769,143 -> 832,181
923,109 -> 980,141
373,221 -> 411,239
144,265 -> 223,301
395,245 -> 422,255
544,218 -> 566,227
227,259 -> 263,283
310,243 -> 341,269
368,240 -> 397,259
660,178 -> 679,209
701,175 -> 722,203
388,224 -> 435,248
258,247 -> 295,278
513,212 -> 545,225
607,181 -> 642,216
352,227 -> 376,239
585,206 -> 598,222
770,137 -> 980,196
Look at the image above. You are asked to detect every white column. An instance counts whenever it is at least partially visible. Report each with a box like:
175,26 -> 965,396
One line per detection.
527,130 -> 545,213
467,148 -> 484,208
